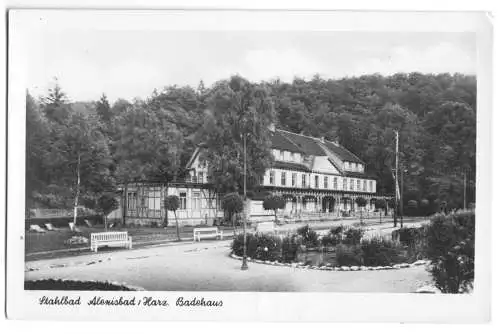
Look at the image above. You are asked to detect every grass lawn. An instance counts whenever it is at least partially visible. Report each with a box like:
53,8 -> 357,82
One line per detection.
25,224 -> 238,255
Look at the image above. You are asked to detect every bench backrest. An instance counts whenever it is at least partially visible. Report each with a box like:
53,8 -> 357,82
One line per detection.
45,223 -> 54,230
91,232 -> 128,242
30,224 -> 44,231
193,227 -> 219,234
256,222 -> 275,231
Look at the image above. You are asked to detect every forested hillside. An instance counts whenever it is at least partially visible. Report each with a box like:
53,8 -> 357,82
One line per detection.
26,72 -> 476,213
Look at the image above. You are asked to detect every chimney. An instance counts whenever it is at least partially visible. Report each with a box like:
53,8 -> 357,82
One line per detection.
268,123 -> 275,133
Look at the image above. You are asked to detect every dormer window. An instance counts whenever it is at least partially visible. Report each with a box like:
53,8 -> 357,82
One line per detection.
280,150 -> 284,161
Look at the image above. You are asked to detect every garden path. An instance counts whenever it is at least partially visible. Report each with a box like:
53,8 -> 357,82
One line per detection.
25,239 -> 432,292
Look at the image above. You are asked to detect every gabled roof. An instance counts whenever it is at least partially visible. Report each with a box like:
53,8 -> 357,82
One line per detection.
270,131 -> 303,153
278,130 -> 326,156
322,140 -> 364,164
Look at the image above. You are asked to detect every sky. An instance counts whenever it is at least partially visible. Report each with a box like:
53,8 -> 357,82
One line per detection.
25,30 -> 476,103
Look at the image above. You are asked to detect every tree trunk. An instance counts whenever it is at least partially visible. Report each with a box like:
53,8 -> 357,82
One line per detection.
274,209 -> 277,224
72,153 -> 81,227
104,215 -> 108,231
164,183 -> 169,227
174,211 -> 180,241
380,210 -> 382,224
122,183 -> 128,226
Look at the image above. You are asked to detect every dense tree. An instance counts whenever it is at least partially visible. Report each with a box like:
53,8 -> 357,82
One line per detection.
199,76 -> 276,194
262,195 -> 286,223
95,192 -> 119,230
164,195 -> 181,241
26,73 -> 476,220
355,197 -> 367,224
221,192 -> 244,227
96,93 -> 112,123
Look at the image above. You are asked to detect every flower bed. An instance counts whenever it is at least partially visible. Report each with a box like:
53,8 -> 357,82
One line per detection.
231,225 -> 428,269
25,279 -> 140,291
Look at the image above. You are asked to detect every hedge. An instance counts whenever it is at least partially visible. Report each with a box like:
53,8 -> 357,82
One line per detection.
425,211 -> 475,293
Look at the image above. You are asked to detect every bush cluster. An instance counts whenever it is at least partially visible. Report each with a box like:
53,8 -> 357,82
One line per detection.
360,238 -> 406,266
425,211 -> 475,293
232,233 -> 285,262
296,225 -> 319,248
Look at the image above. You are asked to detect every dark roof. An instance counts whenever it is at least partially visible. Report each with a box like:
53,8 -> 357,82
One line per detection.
272,160 -> 311,172
278,130 -> 326,156
343,171 -> 374,179
323,140 -> 364,164
270,131 -> 303,153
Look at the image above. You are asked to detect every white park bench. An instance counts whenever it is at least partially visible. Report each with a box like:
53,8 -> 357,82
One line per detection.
90,232 -> 132,252
29,224 -> 47,233
255,221 -> 276,234
193,227 -> 224,242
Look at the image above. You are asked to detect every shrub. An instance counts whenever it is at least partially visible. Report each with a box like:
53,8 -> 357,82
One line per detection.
281,235 -> 301,263
296,225 -> 319,248
335,244 -> 364,266
425,211 -> 475,293
361,238 -> 406,266
321,226 -> 343,247
397,227 -> 426,247
231,233 -> 282,262
342,227 -> 364,245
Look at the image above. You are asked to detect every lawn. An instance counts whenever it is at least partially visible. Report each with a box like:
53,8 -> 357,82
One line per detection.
25,224 -> 237,255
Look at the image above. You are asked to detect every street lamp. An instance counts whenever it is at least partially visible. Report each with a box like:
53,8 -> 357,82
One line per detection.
400,167 -> 408,228
241,133 -> 249,271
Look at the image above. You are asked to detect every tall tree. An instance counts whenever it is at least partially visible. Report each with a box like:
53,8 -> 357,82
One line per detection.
199,75 -> 276,194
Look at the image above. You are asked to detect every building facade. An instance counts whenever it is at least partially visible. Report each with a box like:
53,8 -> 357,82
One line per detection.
116,128 -> 390,226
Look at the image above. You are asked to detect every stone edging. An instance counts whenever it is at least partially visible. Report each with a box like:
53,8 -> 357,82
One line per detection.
229,253 -> 430,271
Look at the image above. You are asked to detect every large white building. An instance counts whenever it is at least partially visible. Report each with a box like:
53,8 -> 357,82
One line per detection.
115,127 -> 390,226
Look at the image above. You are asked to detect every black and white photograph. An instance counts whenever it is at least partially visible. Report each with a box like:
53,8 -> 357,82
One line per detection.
5,9 -> 492,322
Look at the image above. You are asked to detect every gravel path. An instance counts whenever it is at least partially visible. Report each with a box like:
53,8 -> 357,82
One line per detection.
25,240 -> 432,292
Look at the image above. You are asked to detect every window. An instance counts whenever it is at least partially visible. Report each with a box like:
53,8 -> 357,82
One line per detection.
334,177 -> 338,190
343,178 -> 347,190
324,176 -> 328,189
127,192 -> 137,210
363,180 -> 367,191
270,171 -> 275,185
357,180 -> 361,191
281,172 -> 286,186
280,150 -> 284,160
315,175 -> 319,188
260,174 -> 264,185
192,192 -> 201,210
284,151 -> 290,160
191,171 -> 197,183
148,187 -> 161,210
349,162 -> 352,170
198,172 -> 204,183
302,174 -> 306,188
350,179 -> 354,190
292,173 -> 297,187
344,161 -> 349,170
369,181 -> 374,192
179,192 -> 187,210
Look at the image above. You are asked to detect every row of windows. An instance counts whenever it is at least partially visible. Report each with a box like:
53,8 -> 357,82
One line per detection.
127,191 -> 219,211
267,171 -> 374,192
273,149 -> 302,163
190,171 -> 205,183
343,161 -> 364,173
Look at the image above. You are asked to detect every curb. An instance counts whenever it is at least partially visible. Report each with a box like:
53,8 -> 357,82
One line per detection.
229,253 -> 430,272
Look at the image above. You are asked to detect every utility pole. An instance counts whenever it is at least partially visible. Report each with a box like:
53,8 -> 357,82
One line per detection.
463,169 -> 467,210
400,166 -> 404,228
394,130 -> 399,228
241,134 -> 248,271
